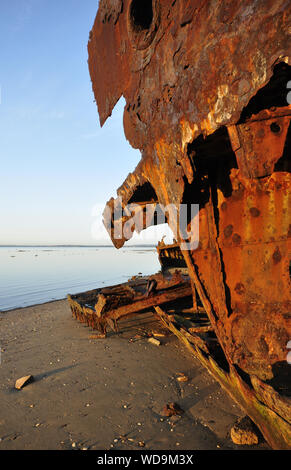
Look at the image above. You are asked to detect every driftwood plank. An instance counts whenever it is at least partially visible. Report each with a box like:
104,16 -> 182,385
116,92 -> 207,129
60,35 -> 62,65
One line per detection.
106,285 -> 192,322
188,325 -> 213,334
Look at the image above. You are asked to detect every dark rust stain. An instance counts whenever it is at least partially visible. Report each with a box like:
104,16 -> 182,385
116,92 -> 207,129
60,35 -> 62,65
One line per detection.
249,207 -> 261,218
220,201 -> 227,212
235,283 -> 245,295
232,233 -> 242,245
257,128 -> 265,139
224,224 -> 233,238
272,247 -> 282,265
231,187 -> 245,201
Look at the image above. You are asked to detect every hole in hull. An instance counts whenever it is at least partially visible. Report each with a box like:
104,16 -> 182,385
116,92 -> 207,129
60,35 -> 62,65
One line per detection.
130,0 -> 153,31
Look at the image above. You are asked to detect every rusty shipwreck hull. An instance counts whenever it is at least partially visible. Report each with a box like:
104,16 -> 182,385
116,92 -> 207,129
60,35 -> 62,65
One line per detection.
87,0 -> 291,448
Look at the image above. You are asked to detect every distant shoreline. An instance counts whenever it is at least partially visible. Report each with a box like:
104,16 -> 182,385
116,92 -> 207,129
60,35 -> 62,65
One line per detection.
1,297 -> 67,314
0,244 -> 156,248
0,246 -> 160,312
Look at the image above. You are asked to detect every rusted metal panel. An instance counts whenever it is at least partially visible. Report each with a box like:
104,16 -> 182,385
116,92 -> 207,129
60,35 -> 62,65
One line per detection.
228,106 -> 291,178
195,170 -> 291,378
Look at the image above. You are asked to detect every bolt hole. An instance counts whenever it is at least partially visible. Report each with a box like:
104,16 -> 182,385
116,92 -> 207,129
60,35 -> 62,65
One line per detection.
130,0 -> 153,31
270,122 -> 281,134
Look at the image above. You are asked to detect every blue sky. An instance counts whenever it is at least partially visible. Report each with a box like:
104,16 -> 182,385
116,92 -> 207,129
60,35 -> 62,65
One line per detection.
0,0 -> 174,245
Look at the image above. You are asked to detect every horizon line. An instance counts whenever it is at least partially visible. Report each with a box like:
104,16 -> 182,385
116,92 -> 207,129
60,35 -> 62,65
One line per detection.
0,243 -> 157,248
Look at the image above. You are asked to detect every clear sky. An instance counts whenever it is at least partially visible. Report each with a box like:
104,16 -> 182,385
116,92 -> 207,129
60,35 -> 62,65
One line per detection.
0,0 -> 173,245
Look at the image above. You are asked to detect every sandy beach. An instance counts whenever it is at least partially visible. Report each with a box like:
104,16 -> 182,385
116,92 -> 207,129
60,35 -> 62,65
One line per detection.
0,299 -> 269,451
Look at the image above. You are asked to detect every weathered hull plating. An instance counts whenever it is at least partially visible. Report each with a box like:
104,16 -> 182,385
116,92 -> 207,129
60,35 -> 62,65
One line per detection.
87,0 -> 291,448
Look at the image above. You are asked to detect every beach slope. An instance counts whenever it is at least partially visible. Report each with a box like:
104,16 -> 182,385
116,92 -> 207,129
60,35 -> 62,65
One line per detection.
0,300 -> 266,450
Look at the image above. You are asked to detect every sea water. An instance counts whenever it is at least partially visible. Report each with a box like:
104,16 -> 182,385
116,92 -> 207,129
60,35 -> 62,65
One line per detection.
0,246 -> 160,311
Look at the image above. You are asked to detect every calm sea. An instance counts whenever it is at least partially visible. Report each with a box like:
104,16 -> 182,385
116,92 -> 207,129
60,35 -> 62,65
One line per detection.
0,246 -> 160,312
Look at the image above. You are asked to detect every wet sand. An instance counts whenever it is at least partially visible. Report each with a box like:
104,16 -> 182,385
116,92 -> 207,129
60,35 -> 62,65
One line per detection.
0,300 -> 268,450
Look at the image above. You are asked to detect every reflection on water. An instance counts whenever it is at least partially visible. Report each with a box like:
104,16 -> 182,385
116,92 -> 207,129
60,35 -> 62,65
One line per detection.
0,246 -> 160,311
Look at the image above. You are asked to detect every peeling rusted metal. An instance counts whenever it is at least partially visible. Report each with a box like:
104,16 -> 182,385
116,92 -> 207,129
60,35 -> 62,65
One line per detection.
87,0 -> 291,448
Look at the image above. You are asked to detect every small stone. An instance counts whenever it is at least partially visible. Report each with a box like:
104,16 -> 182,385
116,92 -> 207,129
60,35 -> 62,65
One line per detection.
72,442 -> 77,448
82,447 -> 88,451
138,441 -> 145,447
230,416 -> 259,446
15,375 -> 33,390
177,374 -> 189,383
148,337 -> 161,346
113,439 -> 118,443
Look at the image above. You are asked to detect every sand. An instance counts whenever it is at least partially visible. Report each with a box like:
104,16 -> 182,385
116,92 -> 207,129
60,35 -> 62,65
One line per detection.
0,299 -> 268,450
